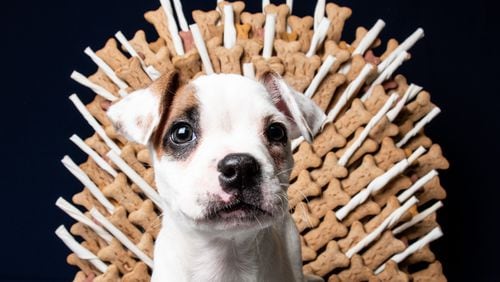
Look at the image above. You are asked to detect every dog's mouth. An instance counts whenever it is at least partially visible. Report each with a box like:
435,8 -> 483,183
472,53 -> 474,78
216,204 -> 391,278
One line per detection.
204,198 -> 272,223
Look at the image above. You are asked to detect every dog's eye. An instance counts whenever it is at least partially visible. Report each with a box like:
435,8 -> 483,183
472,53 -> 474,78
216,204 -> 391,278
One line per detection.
266,123 -> 287,143
170,123 -> 196,144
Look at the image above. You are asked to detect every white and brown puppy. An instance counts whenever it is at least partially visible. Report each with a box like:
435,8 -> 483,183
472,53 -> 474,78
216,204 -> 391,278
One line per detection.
107,71 -> 325,282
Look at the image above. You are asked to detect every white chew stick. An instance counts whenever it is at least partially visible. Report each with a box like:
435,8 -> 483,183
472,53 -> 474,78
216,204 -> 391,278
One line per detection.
323,63 -> 374,125
306,17 -> 330,58
173,0 -> 189,32
61,155 -> 115,214
69,94 -> 121,155
377,28 -> 424,74
84,47 -> 129,90
291,136 -> 304,152
338,93 -> 398,167
190,24 -> 214,75
386,84 -> 423,122
262,0 -> 270,12
243,63 -> 256,79
90,209 -> 154,268
346,196 -> 419,258
114,31 -> 160,80
397,107 -> 441,148
407,146 -> 426,164
70,71 -> 118,102
353,19 -> 386,56
55,197 -> 113,244
393,201 -> 444,235
304,55 -> 337,99
106,151 -> 164,210
70,134 -> 118,177
375,227 -> 443,274
55,225 -> 108,273
398,170 -> 439,203
160,0 -> 185,56
263,14 -> 277,59
361,51 -> 408,102
287,0 -> 293,14
314,0 -> 325,31
223,5 -> 237,49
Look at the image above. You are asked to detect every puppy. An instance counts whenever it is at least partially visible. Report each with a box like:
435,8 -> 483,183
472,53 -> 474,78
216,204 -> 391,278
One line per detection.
107,71 -> 325,281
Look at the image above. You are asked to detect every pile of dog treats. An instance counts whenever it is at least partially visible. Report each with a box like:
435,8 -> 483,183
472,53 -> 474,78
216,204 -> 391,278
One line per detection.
55,0 -> 449,281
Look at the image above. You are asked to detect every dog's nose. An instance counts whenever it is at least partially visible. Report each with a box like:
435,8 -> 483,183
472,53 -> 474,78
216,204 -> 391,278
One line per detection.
217,153 -> 260,191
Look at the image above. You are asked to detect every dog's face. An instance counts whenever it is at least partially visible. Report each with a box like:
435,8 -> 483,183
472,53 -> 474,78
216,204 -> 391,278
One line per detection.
108,72 -> 324,232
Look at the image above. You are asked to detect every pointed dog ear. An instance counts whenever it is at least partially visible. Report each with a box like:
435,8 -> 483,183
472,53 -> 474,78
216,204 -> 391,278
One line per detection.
260,72 -> 326,142
107,70 -> 179,145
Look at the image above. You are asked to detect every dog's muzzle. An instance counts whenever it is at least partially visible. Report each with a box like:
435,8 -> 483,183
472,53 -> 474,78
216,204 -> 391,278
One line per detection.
217,153 -> 261,193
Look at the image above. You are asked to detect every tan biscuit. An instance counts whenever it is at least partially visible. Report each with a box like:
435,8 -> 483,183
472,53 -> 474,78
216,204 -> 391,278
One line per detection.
129,200 -> 161,238
338,255 -> 379,282
403,134 -> 433,153
369,116 -> 399,143
70,222 -> 107,254
214,45 -> 244,74
301,235 -> 317,261
94,264 -> 120,282
280,31 -> 298,42
364,85 -> 390,115
96,38 -> 129,71
73,271 -> 91,282
274,39 -> 302,61
80,157 -> 114,189
138,232 -> 155,259
417,175 -> 446,206
206,36 -> 223,73
290,142 -> 322,181
287,16 -> 314,52
172,50 -> 203,84
374,137 -> 406,171
85,134 -> 110,160
341,155 -> 384,196
335,128 -> 379,167
404,91 -> 436,123
120,144 -> 147,176
411,261 -> 446,282
105,124 -> 128,146
129,31 -> 174,74
72,188 -> 108,216
312,73 -> 346,112
342,200 -> 381,227
312,123 -> 346,159
108,207 -> 143,244
338,221 -> 367,253
288,170 -> 322,209
116,57 -> 152,90
310,153 -> 348,187
192,10 -> 221,40
413,144 -> 449,177
237,39 -> 263,63
251,56 -> 285,78
362,230 -> 406,269
308,178 -> 350,219
240,12 -> 266,40
397,119 -> 414,138
373,175 -> 412,207
403,213 -> 438,241
380,38 -> 399,61
304,211 -> 347,251
345,55 -> 368,83
236,24 -> 252,39
283,53 -> 322,92
98,238 -> 137,274
137,149 -> 151,166
325,3 -> 352,43
87,95 -> 112,127
364,196 -> 400,233
405,245 -> 435,265
394,75 -> 409,96
123,262 -> 151,282
144,7 -> 176,56
264,4 -> 290,35
323,40 -> 351,72
292,202 -> 321,232
143,168 -> 157,189
149,37 -> 166,53
377,260 -> 409,282
303,241 -> 349,277
218,1 -> 245,24
102,173 -> 143,213
67,253 -> 97,277
335,99 -> 373,139
89,69 -> 120,97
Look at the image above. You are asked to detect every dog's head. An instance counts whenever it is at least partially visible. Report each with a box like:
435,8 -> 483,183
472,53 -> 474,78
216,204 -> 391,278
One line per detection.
107,71 -> 324,231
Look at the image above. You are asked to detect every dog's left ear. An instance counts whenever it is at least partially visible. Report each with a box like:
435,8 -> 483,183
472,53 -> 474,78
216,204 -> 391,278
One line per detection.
260,72 -> 326,142
107,70 -> 179,145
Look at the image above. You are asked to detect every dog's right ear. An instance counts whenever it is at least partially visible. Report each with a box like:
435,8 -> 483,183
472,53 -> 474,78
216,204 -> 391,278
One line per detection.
107,70 -> 179,145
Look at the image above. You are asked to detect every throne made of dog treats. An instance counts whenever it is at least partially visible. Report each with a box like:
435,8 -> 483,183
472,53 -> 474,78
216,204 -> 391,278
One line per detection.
55,0 -> 449,281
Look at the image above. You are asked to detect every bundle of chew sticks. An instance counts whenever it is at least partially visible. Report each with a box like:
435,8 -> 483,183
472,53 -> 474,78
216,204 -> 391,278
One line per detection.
55,0 -> 449,281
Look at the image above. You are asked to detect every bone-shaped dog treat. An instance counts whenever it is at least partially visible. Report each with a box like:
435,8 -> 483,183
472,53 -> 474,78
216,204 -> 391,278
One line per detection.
341,200 -> 381,227
138,232 -> 155,259
335,255 -> 379,282
116,57 -> 152,90
87,96 -> 112,127
403,134 -> 433,153
374,137 -> 406,171
129,30 -> 163,62
377,260 -> 409,282
413,144 -> 449,177
362,230 -> 406,270
105,125 -> 128,146
129,200 -> 161,238
73,271 -> 94,282
341,155 -> 384,196
72,188 -> 108,216
148,37 -> 166,53
398,119 -> 413,138
303,241 -> 349,277
323,40 -> 350,71
290,142 -> 322,180
144,7 -> 177,56
108,207 -> 143,244
379,38 -> 400,62
89,69 -> 120,96
122,262 -> 150,282
311,123 -> 346,159
417,175 -> 446,206
96,38 -> 129,71
80,158 -> 114,188
292,202 -> 320,232
364,196 -> 400,233
338,221 -> 367,253
312,73 -> 346,112
288,170 -> 322,209
218,1 -> 245,25
70,222 -> 106,254
300,236 -> 317,261
130,31 -> 173,74
373,175 -> 412,207
85,134 -> 111,160
120,144 -> 147,176
67,253 -> 98,277
364,85 -> 390,115
214,45 -> 244,74
205,36 -> 223,73
404,91 -> 436,123
345,55 -> 368,83
172,50 -> 203,84
310,153 -> 347,187
402,213 -> 438,241
241,12 -> 266,40
237,39 -> 263,63
264,4 -> 290,36
192,10 -> 221,41
288,16 -> 314,53
369,116 -> 399,143
334,99 -> 373,139
252,56 -> 285,77
142,168 -> 156,189
274,39 -> 301,61
94,264 -> 120,282
394,74 -> 409,96
102,173 -> 143,213
304,211 -> 347,251
335,128 -> 379,167
411,261 -> 446,282
283,52 -> 322,92
325,3 -> 352,43
98,238 -> 137,274
308,178 -> 350,219
404,244 -> 435,264
236,24 -> 252,40
136,149 -> 151,166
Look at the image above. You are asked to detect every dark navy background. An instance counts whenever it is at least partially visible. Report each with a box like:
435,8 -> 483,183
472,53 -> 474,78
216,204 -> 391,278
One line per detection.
1,0 -> 493,280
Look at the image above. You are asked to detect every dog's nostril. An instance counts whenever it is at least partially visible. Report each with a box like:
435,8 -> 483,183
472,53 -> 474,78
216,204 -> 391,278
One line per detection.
217,153 -> 260,190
